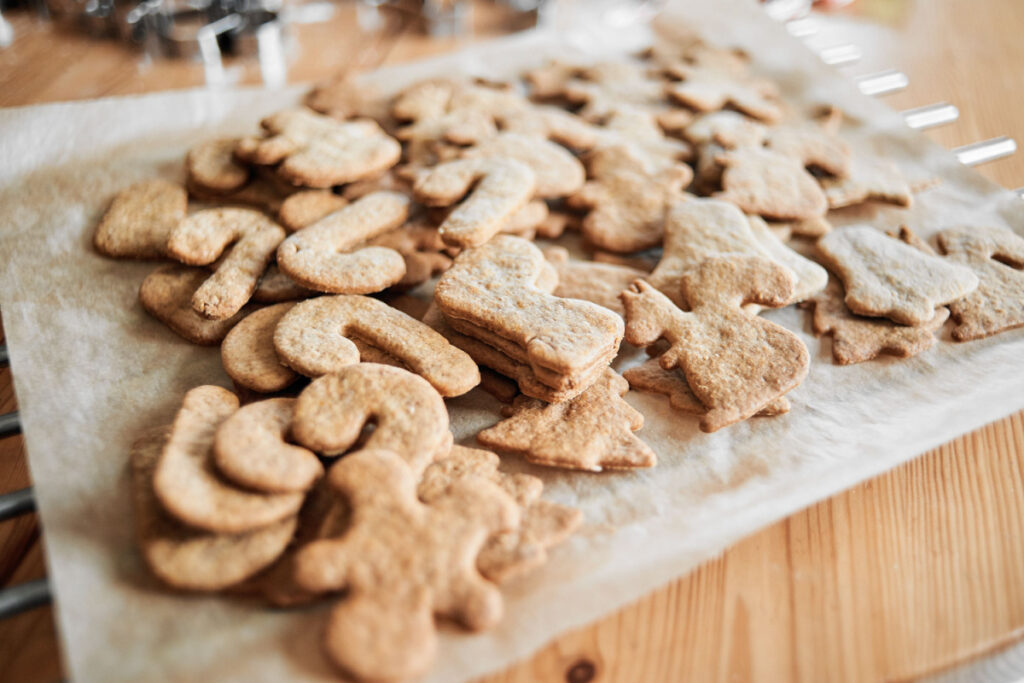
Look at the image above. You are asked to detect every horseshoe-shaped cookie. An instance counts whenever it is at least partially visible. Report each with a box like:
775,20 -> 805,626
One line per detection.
276,191 -> 410,294
213,398 -> 323,494
291,364 -> 452,475
274,295 -> 480,397
413,157 -> 536,248
167,208 -> 286,320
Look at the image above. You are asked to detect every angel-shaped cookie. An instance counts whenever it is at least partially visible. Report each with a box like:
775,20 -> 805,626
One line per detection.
621,256 -> 810,432
937,225 -> 1024,340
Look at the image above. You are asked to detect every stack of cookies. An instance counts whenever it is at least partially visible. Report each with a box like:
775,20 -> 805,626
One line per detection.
432,235 -> 625,403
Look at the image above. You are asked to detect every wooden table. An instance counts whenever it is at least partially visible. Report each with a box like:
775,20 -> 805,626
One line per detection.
1,1 -> 1023,681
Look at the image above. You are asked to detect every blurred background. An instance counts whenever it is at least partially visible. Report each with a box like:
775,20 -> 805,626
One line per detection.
7,0 -> 1018,193
0,0 -> 864,91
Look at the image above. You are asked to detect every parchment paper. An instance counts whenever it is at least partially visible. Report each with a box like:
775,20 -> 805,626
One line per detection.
1,1 -> 1023,681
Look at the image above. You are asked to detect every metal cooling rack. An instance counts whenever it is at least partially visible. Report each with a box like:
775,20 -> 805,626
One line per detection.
0,5 -> 1020,675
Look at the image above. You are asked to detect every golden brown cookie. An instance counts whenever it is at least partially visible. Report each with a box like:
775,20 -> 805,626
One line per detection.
276,191 -> 409,294
547,251 -> 647,316
937,225 -> 1024,341
689,140 -> 728,195
166,208 -> 286,320
624,357 -> 790,416
820,156 -> 912,209
304,76 -> 384,120
622,256 -> 809,432
534,211 -> 579,240
498,104 -> 602,151
817,225 -> 979,326
132,427 -> 297,592
277,190 -> 348,232
524,59 -> 585,100
561,61 -> 668,120
291,364 -> 451,474
186,173 -> 292,215
441,315 -> 610,394
804,280 -> 950,364
186,138 -> 250,193
460,132 -> 585,199
236,108 -> 401,188
477,368 -> 656,472
682,110 -> 767,148
419,445 -> 582,582
568,145 -> 691,253
665,64 -> 782,122
213,397 -> 323,494
647,198 -> 827,307
244,477 -> 350,608
773,214 -> 833,239
765,121 -> 851,177
365,221 -> 452,289
418,445 -> 540,507
655,107 -> 696,138
413,157 -> 536,248
595,105 -> 694,170
341,169 -> 414,201
94,179 -> 187,259
251,264 -> 315,303
293,449 -> 518,682
274,295 -> 480,397
646,40 -> 751,78
714,147 -> 828,221
395,80 -> 602,151
139,265 -> 251,345
477,368 -> 520,403
392,78 -> 521,146
499,199 -> 550,240
422,304 -> 583,404
153,385 -> 304,533
221,303 -> 299,394
435,235 -> 623,386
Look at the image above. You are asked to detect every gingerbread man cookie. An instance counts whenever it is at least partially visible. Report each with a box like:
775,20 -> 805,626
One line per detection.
293,449 -> 518,681
419,445 -> 582,582
568,145 -> 691,253
236,108 -> 401,188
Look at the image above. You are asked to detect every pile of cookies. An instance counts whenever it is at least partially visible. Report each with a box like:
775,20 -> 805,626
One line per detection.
92,32 -> 1024,681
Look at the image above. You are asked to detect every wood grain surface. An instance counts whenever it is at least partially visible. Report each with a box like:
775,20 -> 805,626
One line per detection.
1,1 -> 1022,681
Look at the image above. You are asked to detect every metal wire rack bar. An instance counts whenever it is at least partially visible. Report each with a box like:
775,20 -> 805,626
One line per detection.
903,102 -> 960,131
857,69 -> 910,96
0,579 -> 52,620
955,137 -> 1019,167
0,487 -> 35,522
